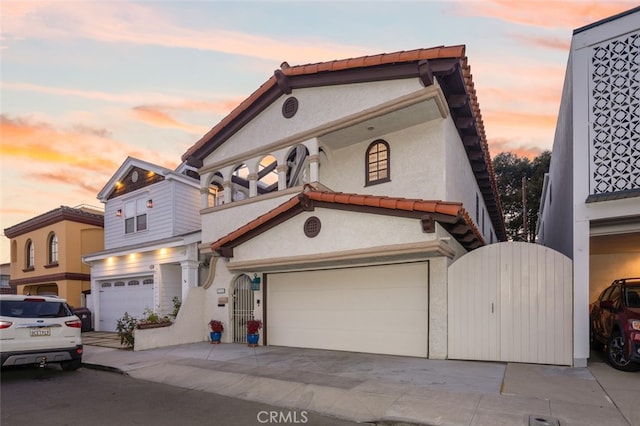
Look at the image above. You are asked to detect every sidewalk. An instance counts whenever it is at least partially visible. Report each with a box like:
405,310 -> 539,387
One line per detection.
82,340 -> 638,426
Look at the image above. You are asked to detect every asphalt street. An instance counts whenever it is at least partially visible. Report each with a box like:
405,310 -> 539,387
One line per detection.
0,365 -> 361,426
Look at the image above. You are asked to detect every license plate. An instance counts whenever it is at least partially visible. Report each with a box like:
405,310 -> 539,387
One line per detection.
30,328 -> 51,337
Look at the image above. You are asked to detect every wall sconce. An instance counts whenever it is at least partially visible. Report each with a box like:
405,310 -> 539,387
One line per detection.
251,274 -> 261,291
116,209 -> 122,217
147,199 -> 153,208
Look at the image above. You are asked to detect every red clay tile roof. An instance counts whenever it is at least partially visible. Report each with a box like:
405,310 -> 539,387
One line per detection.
210,189 -> 484,254
183,44 -> 506,241
183,46 -> 466,162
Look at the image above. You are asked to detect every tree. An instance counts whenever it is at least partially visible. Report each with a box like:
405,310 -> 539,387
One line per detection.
492,151 -> 551,242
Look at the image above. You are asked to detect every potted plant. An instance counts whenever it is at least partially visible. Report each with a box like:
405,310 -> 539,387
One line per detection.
246,319 -> 262,347
209,320 -> 224,344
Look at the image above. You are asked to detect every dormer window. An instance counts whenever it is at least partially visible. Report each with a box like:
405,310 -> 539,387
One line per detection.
124,198 -> 148,234
365,139 -> 390,186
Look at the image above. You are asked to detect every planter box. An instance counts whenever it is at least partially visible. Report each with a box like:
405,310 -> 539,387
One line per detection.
137,322 -> 172,330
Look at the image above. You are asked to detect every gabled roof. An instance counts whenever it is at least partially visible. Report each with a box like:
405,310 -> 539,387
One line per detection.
182,45 -> 506,241
97,156 -> 198,202
211,188 -> 485,257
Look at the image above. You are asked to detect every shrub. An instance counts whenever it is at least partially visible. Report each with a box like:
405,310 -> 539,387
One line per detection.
171,297 -> 181,318
116,312 -> 138,348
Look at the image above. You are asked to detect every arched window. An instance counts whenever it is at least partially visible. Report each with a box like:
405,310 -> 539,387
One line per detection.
48,233 -> 58,264
365,139 -> 390,186
26,239 -> 35,269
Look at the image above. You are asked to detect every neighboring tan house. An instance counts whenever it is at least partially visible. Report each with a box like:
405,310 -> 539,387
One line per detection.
0,263 -> 14,295
82,157 -> 201,332
135,45 -> 507,358
3,206 -> 104,307
537,6 -> 640,367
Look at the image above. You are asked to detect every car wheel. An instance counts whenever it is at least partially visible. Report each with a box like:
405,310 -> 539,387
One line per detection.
607,330 -> 640,372
60,359 -> 82,371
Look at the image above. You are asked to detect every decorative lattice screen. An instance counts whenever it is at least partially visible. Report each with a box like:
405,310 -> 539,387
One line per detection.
590,31 -> 640,195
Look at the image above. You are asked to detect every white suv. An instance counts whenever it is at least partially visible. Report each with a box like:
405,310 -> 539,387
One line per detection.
0,295 -> 83,370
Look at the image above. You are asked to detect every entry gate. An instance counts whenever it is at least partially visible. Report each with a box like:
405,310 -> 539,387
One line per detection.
232,275 -> 254,343
448,242 -> 572,365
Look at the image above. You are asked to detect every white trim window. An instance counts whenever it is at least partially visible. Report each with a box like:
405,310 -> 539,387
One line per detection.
124,198 -> 148,234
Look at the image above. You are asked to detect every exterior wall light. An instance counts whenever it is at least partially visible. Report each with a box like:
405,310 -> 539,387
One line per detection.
251,274 -> 261,291
147,199 -> 153,208
116,209 -> 122,217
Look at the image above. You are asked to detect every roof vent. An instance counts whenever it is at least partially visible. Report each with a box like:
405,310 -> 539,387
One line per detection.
304,216 -> 321,238
282,97 -> 298,119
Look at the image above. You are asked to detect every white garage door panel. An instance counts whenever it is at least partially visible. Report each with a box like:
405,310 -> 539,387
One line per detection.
99,278 -> 154,332
268,262 -> 429,357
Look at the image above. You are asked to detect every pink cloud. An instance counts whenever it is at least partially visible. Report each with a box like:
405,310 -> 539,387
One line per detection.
453,1 -> 635,29
132,105 -> 209,133
488,137 -> 544,160
2,2 -> 368,64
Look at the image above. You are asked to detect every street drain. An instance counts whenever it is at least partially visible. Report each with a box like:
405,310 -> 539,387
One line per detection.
528,414 -> 560,426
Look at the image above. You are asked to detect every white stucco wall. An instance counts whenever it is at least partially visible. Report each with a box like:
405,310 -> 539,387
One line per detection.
202,79 -> 425,168
233,209 -> 438,263
319,119 -> 447,200
443,117 -> 495,242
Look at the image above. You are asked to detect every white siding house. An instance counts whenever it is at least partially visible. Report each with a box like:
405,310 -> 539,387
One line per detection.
83,157 -> 202,332
136,46 -> 507,356
537,7 -> 640,366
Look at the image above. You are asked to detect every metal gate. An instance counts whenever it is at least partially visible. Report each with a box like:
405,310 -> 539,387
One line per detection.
232,274 -> 254,343
448,242 -> 573,365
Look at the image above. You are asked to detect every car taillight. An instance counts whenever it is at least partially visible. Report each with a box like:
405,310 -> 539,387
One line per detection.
65,319 -> 82,328
630,320 -> 640,331
0,321 -> 13,329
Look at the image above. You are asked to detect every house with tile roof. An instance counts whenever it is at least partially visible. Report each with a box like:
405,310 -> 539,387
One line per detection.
82,157 -> 202,332
135,45 -> 506,357
537,7 -> 640,367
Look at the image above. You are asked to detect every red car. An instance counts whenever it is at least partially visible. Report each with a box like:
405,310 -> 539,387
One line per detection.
590,278 -> 640,371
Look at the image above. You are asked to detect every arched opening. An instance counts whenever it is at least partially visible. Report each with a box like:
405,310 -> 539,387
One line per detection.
231,164 -> 249,201
286,145 -> 310,188
208,172 -> 225,207
231,274 -> 254,343
257,154 -> 279,194
48,232 -> 58,264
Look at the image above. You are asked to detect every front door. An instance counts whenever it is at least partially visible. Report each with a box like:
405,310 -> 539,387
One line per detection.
232,275 -> 253,343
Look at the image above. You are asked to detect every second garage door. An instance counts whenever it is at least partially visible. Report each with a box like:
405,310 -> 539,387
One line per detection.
98,277 -> 154,332
267,262 -> 429,357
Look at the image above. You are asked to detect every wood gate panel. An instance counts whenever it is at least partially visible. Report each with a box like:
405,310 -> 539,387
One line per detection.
448,242 -> 572,365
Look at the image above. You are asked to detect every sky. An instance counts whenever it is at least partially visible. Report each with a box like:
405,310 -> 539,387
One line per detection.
0,0 -> 637,263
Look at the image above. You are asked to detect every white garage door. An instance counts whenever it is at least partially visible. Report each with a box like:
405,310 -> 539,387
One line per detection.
267,262 -> 429,357
98,277 -> 154,332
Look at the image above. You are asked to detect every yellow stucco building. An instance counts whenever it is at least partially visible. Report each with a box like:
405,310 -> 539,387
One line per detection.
4,206 -> 104,307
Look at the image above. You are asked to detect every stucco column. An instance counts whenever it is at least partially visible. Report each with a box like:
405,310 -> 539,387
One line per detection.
248,173 -> 258,198
308,154 -> 319,182
276,164 -> 288,191
200,187 -> 210,209
573,220 -> 590,367
222,180 -> 232,204
180,260 -> 199,301
428,257 -> 448,359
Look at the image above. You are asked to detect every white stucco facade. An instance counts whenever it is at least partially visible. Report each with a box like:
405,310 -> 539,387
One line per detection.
537,8 -> 640,366
135,47 -> 505,356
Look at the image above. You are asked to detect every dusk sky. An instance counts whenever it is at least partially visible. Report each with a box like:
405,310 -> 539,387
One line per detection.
0,0 -> 636,263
